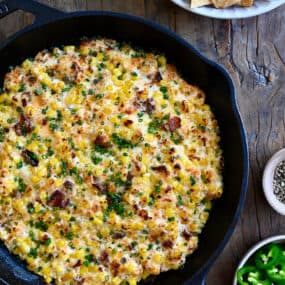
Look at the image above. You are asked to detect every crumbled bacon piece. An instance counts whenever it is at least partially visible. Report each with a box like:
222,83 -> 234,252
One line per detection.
144,98 -> 155,114
94,135 -> 108,147
138,209 -> 149,220
151,165 -> 169,175
92,182 -> 106,193
182,230 -> 192,240
168,116 -> 181,132
123,119 -> 133,127
48,190 -> 69,208
14,114 -> 33,136
162,240 -> 174,248
99,250 -> 109,266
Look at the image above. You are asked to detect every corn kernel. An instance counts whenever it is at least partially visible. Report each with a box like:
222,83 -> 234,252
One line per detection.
64,45 -> 75,53
153,253 -> 163,263
157,55 -> 166,66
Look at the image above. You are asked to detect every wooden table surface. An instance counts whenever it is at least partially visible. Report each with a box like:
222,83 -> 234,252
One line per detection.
0,0 -> 285,284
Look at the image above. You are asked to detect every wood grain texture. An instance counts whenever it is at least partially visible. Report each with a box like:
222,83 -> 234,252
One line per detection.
0,1 -> 285,284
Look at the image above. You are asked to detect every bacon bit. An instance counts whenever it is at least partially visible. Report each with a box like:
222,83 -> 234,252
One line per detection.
42,119 -> 48,125
169,147 -> 175,154
21,149 -> 39,166
170,156 -> 175,163
14,114 -> 33,136
73,260 -> 82,268
144,98 -> 155,114
94,135 -> 108,147
138,209 -> 149,220
41,234 -> 49,242
92,182 -> 106,193
21,98 -> 27,107
168,116 -> 181,132
111,261 -> 120,276
182,230 -> 192,240
181,100 -> 189,112
63,180 -> 73,190
149,71 -> 162,83
123,119 -> 133,127
48,190 -> 69,209
188,155 -> 201,161
162,240 -> 174,249
112,231 -> 126,239
165,185 -> 172,193
151,165 -> 169,175
174,163 -> 181,169
99,250 -> 109,266
133,161 -> 141,172
28,76 -> 37,84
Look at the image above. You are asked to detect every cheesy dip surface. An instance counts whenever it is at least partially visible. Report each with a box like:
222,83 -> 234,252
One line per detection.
0,38 -> 223,285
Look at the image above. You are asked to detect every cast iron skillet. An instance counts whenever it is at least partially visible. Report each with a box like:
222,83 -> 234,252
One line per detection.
0,0 -> 249,284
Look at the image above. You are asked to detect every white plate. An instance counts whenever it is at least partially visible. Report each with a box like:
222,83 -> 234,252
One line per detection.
171,0 -> 285,19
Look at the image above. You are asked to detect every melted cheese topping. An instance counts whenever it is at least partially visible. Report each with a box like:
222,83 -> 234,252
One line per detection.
0,39 -> 223,285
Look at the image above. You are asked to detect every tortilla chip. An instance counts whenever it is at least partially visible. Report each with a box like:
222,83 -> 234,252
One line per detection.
211,0 -> 253,8
191,0 -> 212,8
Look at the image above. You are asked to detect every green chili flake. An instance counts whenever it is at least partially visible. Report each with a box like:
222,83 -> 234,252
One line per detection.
44,238 -> 52,246
190,176 -> 196,186
16,161 -> 23,169
28,248 -> 38,258
34,220 -> 48,231
112,133 -> 135,149
160,86 -> 167,93
18,83 -> 26,92
199,125 -> 206,132
177,195 -> 184,206
170,132 -> 183,144
47,147 -> 54,157
49,123 -> 58,132
7,117 -> 15,124
60,160 -> 68,176
148,196 -> 156,206
67,137 -> 77,150
27,203 -> 35,214
168,217 -> 175,222
16,177 -> 27,192
56,110 -> 62,122
65,232 -> 74,240
70,109 -> 77,115
41,83 -> 47,90
16,106 -> 23,113
147,244 -> 153,250
34,89 -> 42,96
94,93 -> 104,99
41,107 -> 48,114
201,173 -> 209,184
91,155 -> 103,165
0,126 -> 5,142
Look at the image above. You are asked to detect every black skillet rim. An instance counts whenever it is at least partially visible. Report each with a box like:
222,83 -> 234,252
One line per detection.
0,8 -> 249,284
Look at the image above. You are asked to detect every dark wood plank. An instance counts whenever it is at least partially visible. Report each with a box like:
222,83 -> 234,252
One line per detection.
0,1 -> 285,285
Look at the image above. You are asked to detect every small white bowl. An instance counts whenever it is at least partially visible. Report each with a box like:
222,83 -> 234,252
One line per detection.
263,148 -> 285,215
233,235 -> 285,285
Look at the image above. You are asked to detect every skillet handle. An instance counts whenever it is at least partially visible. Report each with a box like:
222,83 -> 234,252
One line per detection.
0,0 -> 64,22
190,273 -> 207,285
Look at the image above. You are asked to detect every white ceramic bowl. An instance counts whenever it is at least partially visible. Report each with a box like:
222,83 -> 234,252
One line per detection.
233,235 -> 285,285
171,0 -> 285,19
263,148 -> 285,215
